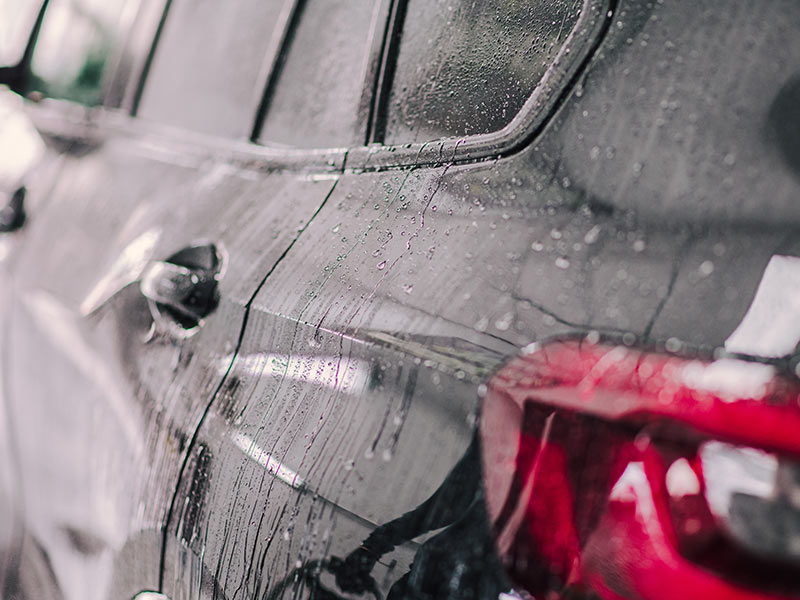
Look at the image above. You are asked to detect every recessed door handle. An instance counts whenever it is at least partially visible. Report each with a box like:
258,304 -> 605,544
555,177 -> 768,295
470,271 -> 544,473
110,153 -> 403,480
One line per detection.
0,186 -> 26,233
140,242 -> 222,332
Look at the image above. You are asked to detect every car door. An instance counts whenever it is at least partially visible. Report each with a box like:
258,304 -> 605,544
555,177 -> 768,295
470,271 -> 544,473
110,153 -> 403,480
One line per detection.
167,2 -> 800,600
0,1 -> 70,591
158,1 -> 614,599
2,1 -> 341,598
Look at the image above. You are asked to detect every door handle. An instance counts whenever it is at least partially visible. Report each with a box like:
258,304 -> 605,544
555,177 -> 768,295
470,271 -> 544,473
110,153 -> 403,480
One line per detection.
0,187 -> 26,233
140,242 -> 222,332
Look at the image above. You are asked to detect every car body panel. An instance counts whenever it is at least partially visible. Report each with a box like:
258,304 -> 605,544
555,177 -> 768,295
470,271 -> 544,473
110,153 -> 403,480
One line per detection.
161,138 -> 796,600
0,84 -> 65,597
3,106 -> 339,599
159,0 -> 800,598
2,0 -> 800,598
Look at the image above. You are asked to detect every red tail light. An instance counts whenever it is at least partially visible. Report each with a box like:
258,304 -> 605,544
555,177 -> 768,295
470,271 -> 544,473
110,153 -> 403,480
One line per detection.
480,338 -> 800,600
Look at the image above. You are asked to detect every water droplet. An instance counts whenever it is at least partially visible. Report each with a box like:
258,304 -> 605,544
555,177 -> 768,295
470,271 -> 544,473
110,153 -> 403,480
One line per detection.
555,256 -> 570,269
584,225 -> 601,245
698,260 -> 714,276
531,241 -> 544,251
495,312 -> 514,331
332,223 -> 341,233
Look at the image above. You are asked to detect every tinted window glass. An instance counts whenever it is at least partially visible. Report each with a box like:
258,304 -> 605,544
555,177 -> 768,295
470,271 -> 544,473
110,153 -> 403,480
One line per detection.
257,0 -> 379,149
137,0 -> 287,139
29,0 -> 130,106
384,0 -> 583,144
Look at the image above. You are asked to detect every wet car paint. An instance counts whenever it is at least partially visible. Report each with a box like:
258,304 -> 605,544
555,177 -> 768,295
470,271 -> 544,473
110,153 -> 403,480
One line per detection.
2,118 -> 340,598
157,0 -> 800,597
0,85 -> 66,597
0,0 -> 799,598
161,149 -> 798,600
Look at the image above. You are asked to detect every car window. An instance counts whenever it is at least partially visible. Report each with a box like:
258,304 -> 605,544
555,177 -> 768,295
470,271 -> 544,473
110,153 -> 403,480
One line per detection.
0,0 -> 41,67
136,0 -> 287,139
28,0 -> 130,106
256,0 -> 379,149
382,0 -> 584,144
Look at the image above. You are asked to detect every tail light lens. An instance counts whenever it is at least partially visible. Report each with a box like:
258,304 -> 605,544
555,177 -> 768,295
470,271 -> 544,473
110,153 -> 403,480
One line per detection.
480,338 -> 800,600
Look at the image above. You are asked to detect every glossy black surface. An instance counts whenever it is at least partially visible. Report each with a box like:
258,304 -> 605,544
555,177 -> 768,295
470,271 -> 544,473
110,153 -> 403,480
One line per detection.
1,0 -> 800,598
0,187 -> 26,233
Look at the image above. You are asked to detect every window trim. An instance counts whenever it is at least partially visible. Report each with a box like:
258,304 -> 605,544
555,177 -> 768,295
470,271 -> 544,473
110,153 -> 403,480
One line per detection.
248,0 -> 305,142
346,0 -> 614,171
363,0 -> 407,145
250,0 -> 395,147
129,0 -> 173,115
114,0 -> 174,111
26,0 -> 613,177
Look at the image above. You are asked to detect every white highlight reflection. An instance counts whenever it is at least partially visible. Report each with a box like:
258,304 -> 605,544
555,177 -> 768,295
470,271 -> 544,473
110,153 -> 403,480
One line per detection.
0,88 -> 44,188
700,441 -> 777,520
80,228 -> 161,315
725,255 -> 800,358
221,352 -> 371,393
681,358 -> 775,402
665,458 -> 701,497
231,431 -> 305,490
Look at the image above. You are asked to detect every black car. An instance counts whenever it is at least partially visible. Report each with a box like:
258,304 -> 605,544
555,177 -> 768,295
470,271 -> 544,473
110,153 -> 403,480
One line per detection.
1,0 -> 800,599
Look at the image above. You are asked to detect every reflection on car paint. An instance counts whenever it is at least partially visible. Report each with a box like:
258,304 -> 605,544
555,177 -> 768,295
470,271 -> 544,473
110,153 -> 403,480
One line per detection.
3,0 -> 800,597
80,228 -> 162,316
232,431 -> 306,491
725,255 -> 800,359
221,353 -> 373,394
482,337 -> 800,599
266,435 -> 507,600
